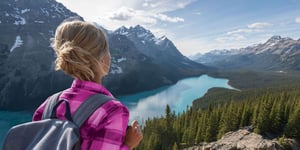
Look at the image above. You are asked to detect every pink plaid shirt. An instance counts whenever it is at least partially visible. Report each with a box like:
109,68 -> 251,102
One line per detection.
33,79 -> 130,150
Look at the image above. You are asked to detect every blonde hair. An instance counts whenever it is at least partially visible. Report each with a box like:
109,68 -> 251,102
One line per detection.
52,20 -> 109,82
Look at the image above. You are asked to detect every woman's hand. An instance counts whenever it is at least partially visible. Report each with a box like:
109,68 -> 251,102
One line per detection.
124,120 -> 143,150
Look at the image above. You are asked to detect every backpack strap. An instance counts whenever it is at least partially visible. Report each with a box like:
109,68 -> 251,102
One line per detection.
72,94 -> 114,127
50,99 -> 73,122
42,92 -> 63,119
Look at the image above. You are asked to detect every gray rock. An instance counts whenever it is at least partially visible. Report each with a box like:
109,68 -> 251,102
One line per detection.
185,129 -> 281,150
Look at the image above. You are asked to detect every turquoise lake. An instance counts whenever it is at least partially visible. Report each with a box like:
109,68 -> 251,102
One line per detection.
120,74 -> 235,121
0,74 -> 235,146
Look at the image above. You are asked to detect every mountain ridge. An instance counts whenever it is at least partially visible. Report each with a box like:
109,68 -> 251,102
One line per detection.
191,36 -> 300,71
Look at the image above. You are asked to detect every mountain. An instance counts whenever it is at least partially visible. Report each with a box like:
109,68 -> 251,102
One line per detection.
0,0 -> 83,110
0,0 -> 209,110
109,25 -> 210,94
191,36 -> 300,71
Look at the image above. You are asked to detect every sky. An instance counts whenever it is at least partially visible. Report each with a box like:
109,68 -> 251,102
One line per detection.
56,0 -> 300,56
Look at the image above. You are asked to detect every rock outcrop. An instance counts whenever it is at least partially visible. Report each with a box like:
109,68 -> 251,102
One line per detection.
184,129 -> 300,150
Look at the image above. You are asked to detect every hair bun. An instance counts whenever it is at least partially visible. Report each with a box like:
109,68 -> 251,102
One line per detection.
55,41 -> 96,81
51,20 -> 109,82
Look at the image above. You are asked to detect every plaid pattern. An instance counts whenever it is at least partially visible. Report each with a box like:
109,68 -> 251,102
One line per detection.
33,79 -> 130,150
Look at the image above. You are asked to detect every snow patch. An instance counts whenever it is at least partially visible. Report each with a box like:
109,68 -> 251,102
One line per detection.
52,4 -> 64,15
14,7 -> 20,13
41,8 -> 49,16
255,48 -> 269,55
159,36 -> 167,41
34,21 -> 45,23
120,31 -> 128,35
21,9 -> 30,14
137,32 -> 148,38
12,14 -> 26,25
154,38 -> 160,45
110,64 -> 123,74
276,70 -> 287,73
117,57 -> 127,63
116,27 -> 129,35
10,35 -> 23,52
116,26 -> 128,35
154,36 -> 167,46
5,12 -> 9,16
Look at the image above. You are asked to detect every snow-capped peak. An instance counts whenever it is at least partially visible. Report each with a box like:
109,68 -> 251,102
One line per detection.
158,35 -> 167,41
115,26 -> 129,35
131,25 -> 148,33
265,35 -> 293,47
115,25 -> 156,42
155,35 -> 169,45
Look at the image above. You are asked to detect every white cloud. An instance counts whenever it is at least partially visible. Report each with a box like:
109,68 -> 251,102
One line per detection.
104,7 -> 185,27
247,22 -> 273,29
216,34 -> 246,43
109,7 -> 135,21
193,12 -> 202,15
227,28 -> 262,35
56,0 -> 193,29
296,17 -> 300,23
218,22 -> 271,45
154,14 -> 184,23
226,22 -> 271,36
140,0 -> 196,12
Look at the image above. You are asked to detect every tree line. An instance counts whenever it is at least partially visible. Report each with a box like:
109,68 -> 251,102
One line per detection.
136,87 -> 300,150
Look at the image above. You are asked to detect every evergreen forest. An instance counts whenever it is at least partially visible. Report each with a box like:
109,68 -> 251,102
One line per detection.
136,86 -> 300,150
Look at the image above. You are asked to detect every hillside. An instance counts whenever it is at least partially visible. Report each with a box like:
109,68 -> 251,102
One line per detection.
0,0 -> 81,110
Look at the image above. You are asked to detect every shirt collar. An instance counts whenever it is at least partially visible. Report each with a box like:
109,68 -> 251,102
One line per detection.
71,79 -> 113,96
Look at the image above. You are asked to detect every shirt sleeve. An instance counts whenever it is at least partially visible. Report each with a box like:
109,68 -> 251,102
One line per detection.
87,101 -> 130,150
32,98 -> 49,121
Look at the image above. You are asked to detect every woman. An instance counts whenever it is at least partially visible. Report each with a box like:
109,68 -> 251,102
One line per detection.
32,20 -> 143,150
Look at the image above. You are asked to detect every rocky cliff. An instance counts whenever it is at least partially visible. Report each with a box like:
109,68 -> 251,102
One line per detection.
184,129 -> 300,150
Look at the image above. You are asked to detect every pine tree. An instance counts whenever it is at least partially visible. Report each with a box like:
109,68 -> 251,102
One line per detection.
254,97 -> 272,134
269,99 -> 282,133
218,101 -> 238,139
240,101 -> 252,127
284,101 -> 300,138
204,110 -> 218,142
172,142 -> 178,150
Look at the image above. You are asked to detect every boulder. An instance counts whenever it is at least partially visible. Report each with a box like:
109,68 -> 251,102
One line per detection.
185,129 -> 280,150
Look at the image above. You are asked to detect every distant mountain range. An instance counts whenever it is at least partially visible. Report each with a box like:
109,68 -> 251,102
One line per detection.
0,0 -> 208,110
191,35 -> 300,71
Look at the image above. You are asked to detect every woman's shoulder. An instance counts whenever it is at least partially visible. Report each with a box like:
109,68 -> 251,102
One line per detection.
88,99 -> 129,119
85,99 -> 129,129
101,99 -> 129,114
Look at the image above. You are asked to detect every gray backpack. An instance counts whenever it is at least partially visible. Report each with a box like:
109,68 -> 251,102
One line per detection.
2,92 -> 113,150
